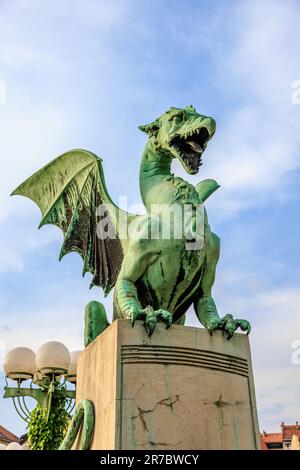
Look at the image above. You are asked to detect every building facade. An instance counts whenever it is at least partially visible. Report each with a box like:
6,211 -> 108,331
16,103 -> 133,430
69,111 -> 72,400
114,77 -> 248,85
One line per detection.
261,422 -> 300,450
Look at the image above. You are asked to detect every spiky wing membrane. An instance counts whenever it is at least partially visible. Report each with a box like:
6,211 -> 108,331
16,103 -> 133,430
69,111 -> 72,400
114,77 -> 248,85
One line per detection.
12,149 -> 123,294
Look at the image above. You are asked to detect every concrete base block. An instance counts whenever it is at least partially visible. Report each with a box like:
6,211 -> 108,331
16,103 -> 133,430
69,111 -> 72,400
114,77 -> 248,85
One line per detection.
75,319 -> 260,450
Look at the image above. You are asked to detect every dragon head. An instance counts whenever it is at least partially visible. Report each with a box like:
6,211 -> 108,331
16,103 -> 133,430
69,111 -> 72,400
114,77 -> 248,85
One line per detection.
139,106 -> 216,175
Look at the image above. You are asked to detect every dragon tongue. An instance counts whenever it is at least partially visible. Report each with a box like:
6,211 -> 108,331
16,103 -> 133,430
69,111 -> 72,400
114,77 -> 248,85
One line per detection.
186,139 -> 203,153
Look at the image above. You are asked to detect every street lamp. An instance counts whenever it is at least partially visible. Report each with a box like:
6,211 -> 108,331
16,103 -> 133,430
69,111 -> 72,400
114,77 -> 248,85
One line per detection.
3,341 -> 79,424
4,347 -> 36,380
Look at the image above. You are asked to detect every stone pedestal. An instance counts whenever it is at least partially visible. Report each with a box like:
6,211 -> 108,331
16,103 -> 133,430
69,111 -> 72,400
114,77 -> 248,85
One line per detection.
75,319 -> 260,450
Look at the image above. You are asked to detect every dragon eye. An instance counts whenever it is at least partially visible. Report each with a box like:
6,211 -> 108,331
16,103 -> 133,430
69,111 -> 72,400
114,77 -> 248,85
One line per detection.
170,112 -> 184,122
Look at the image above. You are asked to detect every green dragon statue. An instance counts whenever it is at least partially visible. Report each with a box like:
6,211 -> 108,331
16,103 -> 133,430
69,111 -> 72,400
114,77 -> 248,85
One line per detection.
12,105 -> 250,340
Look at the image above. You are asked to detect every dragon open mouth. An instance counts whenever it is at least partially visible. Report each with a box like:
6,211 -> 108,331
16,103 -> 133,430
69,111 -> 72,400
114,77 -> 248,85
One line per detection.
171,127 -> 210,174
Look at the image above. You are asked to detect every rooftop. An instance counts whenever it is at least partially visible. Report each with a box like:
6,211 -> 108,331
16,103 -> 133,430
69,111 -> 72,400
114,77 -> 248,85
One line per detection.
0,425 -> 19,444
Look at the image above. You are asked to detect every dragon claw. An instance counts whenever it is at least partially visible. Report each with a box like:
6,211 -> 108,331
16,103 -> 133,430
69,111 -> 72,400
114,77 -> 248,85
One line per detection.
145,319 -> 157,337
143,306 -> 173,336
157,309 -> 173,329
129,307 -> 140,327
237,319 -> 251,335
128,305 -> 174,336
207,318 -> 219,335
208,313 -> 251,340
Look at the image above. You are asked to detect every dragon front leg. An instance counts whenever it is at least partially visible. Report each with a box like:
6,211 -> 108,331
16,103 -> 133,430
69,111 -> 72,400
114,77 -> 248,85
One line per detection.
114,242 -> 173,336
195,232 -> 251,339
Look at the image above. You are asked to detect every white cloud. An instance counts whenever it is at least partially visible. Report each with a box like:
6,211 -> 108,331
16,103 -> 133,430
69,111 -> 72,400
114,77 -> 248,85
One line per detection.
0,103 -> 71,271
0,288 -> 113,358
252,288 -> 300,430
218,281 -> 300,431
0,1 -> 132,272
174,0 -> 300,216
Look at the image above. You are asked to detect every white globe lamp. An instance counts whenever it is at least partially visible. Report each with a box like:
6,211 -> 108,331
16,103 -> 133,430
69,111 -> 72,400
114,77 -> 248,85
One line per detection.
3,347 -> 36,381
6,442 -> 22,450
36,341 -> 71,375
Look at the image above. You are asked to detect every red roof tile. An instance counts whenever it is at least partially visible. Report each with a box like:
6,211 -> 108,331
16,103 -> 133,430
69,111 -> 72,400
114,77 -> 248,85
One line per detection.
261,432 -> 282,443
0,425 -> 19,444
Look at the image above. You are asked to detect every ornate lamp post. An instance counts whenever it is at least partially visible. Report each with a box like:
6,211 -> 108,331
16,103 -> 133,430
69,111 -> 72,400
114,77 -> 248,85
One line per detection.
3,341 -> 78,424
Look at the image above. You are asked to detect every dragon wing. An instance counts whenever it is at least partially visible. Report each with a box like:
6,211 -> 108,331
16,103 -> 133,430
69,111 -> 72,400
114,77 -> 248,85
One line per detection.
195,179 -> 220,203
12,149 -> 135,295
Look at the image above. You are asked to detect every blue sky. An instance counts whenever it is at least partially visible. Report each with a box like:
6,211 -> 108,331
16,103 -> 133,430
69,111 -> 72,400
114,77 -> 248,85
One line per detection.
0,0 -> 300,436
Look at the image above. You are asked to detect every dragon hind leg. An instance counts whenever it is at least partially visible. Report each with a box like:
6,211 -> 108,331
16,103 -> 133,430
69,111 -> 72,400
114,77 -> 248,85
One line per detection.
84,301 -> 110,347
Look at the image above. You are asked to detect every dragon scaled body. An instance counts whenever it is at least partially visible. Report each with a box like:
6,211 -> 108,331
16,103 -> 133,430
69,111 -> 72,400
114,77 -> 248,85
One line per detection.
13,106 -> 250,339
